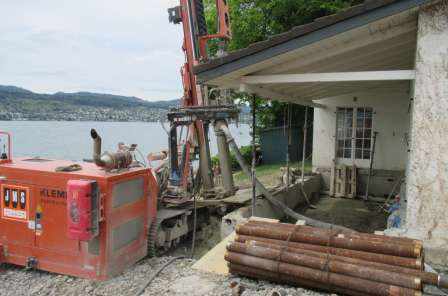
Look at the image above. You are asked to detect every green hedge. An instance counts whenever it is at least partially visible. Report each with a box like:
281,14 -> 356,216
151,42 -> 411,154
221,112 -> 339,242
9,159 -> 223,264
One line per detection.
212,145 -> 253,171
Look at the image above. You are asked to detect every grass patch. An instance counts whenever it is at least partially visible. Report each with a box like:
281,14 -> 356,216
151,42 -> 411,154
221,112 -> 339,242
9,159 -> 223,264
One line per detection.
233,161 -> 312,188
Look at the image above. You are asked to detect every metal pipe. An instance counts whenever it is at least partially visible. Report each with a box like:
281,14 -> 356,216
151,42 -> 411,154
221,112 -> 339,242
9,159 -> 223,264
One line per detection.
365,131 -> 379,200
225,251 -> 420,296
301,106 -> 308,183
91,129 -> 106,167
228,242 -> 422,290
214,120 -> 235,195
236,223 -> 420,258
197,122 -> 214,190
286,104 -> 291,188
251,96 -> 256,216
235,234 -> 422,270
168,124 -> 180,184
218,124 -> 355,234
229,263 -> 372,296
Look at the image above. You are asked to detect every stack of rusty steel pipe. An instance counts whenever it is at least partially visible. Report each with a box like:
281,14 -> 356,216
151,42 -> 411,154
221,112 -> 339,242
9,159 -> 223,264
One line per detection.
225,220 -> 448,296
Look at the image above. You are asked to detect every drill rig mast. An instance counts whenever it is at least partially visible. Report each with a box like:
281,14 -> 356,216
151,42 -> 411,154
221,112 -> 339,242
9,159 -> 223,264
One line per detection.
145,1 -> 236,253
166,0 -> 233,196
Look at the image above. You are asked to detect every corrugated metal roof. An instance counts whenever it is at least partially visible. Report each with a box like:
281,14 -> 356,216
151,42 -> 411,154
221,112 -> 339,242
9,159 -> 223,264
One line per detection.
194,0 -> 429,81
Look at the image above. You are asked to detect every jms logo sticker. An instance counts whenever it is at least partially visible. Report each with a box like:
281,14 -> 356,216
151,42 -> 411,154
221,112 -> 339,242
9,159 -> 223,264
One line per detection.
1,184 -> 30,222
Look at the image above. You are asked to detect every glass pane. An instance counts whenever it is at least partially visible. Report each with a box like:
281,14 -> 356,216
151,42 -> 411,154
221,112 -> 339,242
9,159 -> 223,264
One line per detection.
363,149 -> 371,159
347,110 -> 353,119
364,129 -> 372,139
337,140 -> 344,149
365,108 -> 373,118
356,139 -> 363,149
345,139 -> 352,148
365,118 -> 372,128
355,149 -> 362,159
356,128 -> 363,139
364,139 -> 371,149
344,149 -> 352,158
346,128 -> 353,138
346,117 -> 353,127
357,118 -> 364,128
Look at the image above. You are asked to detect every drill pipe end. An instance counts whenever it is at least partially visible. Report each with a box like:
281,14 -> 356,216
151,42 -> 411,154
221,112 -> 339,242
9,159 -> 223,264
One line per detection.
414,245 -> 423,257
438,274 -> 448,289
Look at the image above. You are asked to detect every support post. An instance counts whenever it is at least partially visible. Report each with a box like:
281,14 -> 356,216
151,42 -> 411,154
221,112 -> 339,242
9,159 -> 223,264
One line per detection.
214,120 -> 235,196
301,107 -> 309,182
286,104 -> 291,188
251,96 -> 257,216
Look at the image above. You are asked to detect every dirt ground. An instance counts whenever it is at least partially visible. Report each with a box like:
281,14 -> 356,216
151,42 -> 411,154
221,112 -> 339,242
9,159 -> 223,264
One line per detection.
299,195 -> 387,233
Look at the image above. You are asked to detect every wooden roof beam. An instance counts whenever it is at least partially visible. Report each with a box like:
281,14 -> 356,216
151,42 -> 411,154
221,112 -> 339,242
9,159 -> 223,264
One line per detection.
241,70 -> 416,84
238,84 -> 326,109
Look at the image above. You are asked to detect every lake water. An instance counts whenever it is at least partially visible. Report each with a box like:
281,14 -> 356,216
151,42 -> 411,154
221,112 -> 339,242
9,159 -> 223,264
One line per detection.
0,121 -> 251,161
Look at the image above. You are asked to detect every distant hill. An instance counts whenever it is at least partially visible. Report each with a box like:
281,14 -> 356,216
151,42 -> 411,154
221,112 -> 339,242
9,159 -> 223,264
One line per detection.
0,85 -> 180,122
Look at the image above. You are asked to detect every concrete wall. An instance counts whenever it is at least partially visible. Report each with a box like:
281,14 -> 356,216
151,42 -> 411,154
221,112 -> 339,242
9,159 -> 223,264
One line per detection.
405,0 -> 448,266
221,175 -> 321,238
312,89 -> 411,170
312,89 -> 411,195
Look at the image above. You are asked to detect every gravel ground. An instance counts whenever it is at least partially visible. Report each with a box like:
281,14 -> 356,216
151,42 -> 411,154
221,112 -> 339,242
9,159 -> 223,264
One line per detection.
0,257 -> 329,296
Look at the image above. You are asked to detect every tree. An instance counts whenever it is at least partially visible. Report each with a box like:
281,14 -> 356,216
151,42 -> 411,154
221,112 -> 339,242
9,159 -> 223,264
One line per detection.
204,0 -> 362,128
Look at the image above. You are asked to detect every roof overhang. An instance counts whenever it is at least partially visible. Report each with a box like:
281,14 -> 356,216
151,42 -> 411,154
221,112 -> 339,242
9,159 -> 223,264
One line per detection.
194,0 -> 431,107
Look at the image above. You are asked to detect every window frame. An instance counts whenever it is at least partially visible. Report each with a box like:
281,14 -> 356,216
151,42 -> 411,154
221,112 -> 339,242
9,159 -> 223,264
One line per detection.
336,107 -> 374,162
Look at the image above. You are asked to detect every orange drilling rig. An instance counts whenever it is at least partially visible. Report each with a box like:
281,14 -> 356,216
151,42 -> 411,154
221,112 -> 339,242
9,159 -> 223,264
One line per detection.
0,0 -> 235,280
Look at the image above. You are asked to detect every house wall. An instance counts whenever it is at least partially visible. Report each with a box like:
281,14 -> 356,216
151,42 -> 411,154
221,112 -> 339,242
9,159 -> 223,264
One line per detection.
312,88 -> 411,195
405,0 -> 448,267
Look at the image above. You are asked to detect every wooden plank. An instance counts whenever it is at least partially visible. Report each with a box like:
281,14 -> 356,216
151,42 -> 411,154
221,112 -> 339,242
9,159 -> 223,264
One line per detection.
192,232 -> 236,275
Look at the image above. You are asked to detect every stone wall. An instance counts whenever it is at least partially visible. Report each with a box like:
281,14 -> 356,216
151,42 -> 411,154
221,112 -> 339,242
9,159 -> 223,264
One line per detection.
406,0 -> 448,266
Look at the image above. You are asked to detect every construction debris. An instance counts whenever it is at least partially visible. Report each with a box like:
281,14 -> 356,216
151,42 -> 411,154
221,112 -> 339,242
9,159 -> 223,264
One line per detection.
225,220 -> 448,296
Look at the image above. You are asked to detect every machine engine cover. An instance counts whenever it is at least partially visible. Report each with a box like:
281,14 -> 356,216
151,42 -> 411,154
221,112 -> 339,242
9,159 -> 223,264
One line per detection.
66,179 -> 99,241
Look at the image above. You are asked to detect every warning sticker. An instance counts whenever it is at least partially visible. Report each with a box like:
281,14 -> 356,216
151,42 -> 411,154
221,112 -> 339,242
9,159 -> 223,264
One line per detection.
28,220 -> 35,230
4,208 -> 27,219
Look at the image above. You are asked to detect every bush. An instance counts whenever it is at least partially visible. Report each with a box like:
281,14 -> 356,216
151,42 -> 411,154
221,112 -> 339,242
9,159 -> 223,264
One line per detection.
212,145 -> 259,172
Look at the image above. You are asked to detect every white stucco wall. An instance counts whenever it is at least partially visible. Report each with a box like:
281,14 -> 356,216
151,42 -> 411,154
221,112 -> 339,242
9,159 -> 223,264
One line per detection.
312,88 -> 411,171
405,0 -> 448,266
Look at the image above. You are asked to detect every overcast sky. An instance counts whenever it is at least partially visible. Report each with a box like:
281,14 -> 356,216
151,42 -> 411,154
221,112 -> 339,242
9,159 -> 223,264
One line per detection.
0,0 -> 184,101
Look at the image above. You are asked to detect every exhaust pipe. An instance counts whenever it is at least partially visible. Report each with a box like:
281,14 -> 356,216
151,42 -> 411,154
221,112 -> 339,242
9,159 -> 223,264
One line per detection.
90,129 -> 133,170
91,129 -> 106,167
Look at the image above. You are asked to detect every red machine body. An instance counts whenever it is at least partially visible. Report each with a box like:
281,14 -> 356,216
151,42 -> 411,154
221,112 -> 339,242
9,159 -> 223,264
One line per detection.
0,157 -> 158,280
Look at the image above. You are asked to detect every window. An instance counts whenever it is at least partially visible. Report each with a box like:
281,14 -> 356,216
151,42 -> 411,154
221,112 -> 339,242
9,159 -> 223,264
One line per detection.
336,107 -> 373,160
